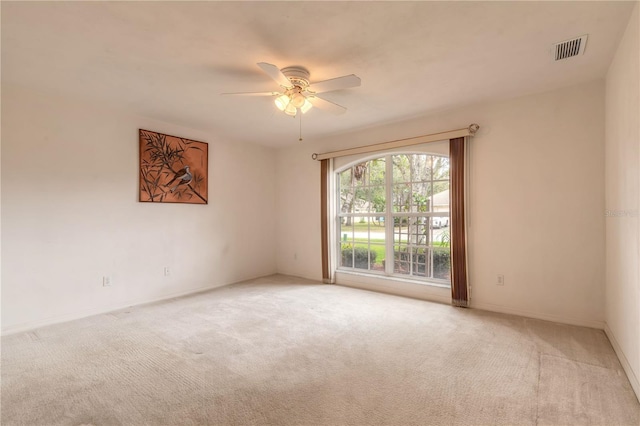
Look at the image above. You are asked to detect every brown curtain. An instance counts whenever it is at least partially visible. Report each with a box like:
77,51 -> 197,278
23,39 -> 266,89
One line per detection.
450,137 -> 468,307
320,159 -> 330,283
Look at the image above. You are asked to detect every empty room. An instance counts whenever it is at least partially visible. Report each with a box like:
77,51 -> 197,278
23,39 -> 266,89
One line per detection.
1,1 -> 639,425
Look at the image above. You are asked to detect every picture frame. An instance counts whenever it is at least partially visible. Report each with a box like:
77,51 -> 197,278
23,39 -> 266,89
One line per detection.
139,129 -> 208,204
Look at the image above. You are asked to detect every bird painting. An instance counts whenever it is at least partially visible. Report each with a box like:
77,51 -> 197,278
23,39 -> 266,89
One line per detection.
139,129 -> 207,204
166,166 -> 193,192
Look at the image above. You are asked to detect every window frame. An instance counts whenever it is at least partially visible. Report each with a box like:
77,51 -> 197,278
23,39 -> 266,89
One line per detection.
334,152 -> 451,287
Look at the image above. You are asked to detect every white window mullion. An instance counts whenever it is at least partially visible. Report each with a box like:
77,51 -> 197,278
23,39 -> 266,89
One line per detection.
385,155 -> 394,275
335,175 -> 341,272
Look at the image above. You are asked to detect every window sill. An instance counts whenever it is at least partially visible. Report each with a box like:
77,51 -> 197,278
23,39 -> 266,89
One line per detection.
334,269 -> 452,306
335,268 -> 451,289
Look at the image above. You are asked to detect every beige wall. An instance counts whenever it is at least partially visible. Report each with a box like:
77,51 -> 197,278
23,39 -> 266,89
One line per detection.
605,3 -> 640,398
1,86 -> 278,333
3,79 -> 608,335
277,80 -> 606,328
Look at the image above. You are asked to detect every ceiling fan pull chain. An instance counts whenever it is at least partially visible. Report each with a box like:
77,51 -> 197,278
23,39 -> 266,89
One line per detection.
299,112 -> 303,142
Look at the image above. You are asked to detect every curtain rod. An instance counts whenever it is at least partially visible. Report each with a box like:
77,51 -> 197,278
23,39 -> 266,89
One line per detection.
312,124 -> 479,161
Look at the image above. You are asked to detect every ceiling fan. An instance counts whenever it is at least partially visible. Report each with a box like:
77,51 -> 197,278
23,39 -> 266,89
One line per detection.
222,62 -> 361,116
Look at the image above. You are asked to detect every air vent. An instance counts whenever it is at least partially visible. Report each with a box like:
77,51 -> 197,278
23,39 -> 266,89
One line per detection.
553,35 -> 588,61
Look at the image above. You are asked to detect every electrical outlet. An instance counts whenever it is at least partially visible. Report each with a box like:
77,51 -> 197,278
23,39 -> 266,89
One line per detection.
164,267 -> 171,277
103,276 -> 112,287
497,274 -> 505,286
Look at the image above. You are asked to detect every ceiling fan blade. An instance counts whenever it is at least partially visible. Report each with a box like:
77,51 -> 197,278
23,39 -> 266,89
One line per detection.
221,91 -> 280,96
307,96 -> 347,115
257,62 -> 292,88
308,74 -> 361,94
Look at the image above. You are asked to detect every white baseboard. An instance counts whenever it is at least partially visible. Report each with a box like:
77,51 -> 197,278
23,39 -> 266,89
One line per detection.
318,280 -> 605,329
604,323 -> 640,402
1,273 -> 269,336
273,269 -> 323,283
332,274 -> 603,328
471,301 -> 605,329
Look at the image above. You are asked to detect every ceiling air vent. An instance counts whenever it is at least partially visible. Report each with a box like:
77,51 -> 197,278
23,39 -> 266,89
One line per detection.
553,35 -> 588,61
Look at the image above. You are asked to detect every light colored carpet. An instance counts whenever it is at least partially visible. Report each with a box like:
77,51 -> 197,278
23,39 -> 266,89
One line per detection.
2,274 -> 638,425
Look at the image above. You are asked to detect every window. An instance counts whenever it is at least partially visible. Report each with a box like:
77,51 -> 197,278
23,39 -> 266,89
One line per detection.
337,153 -> 451,285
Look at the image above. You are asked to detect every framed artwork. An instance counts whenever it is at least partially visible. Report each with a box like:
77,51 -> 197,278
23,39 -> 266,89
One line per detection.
139,129 -> 208,204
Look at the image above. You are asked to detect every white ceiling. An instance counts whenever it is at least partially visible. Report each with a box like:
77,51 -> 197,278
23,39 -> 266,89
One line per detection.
2,1 -> 635,148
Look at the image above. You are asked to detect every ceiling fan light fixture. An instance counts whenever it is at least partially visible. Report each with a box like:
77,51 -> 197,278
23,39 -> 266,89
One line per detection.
274,94 -> 290,111
284,103 -> 297,116
290,92 -> 306,109
300,98 -> 313,114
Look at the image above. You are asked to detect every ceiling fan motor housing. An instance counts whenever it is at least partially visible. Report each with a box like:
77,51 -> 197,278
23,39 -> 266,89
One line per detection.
281,66 -> 310,89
